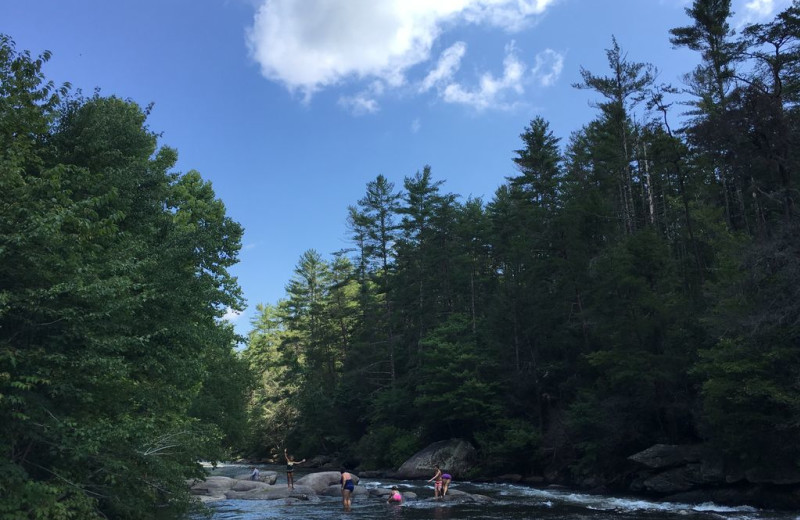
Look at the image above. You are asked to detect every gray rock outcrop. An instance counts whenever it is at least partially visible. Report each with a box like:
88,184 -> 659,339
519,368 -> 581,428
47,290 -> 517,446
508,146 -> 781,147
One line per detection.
628,443 -> 800,508
395,438 -> 477,479
628,444 -> 709,469
319,484 -> 368,497
225,485 -> 319,501
189,476 -> 236,499
294,471 -> 359,493
438,488 -> 492,503
190,468 -> 493,505
233,471 -> 278,485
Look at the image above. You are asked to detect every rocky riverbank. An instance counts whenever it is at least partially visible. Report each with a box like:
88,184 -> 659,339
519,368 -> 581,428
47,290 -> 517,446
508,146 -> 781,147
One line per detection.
224,439 -> 800,510
189,469 -> 492,504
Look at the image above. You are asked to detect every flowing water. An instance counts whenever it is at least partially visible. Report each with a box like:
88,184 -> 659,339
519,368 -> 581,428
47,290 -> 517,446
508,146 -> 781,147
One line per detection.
199,464 -> 800,520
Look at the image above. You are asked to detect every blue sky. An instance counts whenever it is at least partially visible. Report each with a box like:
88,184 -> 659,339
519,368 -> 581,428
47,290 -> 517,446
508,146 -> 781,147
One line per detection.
3,0 -> 791,337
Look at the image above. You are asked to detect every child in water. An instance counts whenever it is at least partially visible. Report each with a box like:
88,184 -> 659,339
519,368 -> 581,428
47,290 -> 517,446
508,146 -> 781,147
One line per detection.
427,464 -> 443,498
387,486 -> 402,503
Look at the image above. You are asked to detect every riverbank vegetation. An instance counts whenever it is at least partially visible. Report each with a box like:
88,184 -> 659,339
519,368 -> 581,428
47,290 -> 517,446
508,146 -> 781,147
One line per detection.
0,35 -> 251,518
243,0 -> 800,485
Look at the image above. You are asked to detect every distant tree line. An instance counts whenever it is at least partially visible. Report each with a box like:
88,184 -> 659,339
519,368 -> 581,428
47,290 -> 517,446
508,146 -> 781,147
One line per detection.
243,0 -> 800,482
0,35 -> 251,518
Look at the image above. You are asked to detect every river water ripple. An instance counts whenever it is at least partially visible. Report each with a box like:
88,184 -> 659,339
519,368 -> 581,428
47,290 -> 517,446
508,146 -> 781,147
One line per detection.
198,464 -> 800,520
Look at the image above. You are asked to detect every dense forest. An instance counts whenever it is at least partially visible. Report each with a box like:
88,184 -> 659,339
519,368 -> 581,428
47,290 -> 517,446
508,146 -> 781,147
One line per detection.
0,35 -> 252,518
1,0 -> 799,518
243,0 -> 800,485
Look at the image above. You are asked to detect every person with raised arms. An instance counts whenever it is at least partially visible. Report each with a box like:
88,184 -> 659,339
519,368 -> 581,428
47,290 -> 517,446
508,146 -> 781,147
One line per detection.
284,448 -> 306,490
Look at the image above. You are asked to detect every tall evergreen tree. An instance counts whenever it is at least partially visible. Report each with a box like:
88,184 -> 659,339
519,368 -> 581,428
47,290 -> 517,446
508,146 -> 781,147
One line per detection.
670,0 -> 749,230
573,36 -> 655,235
353,175 -> 401,386
242,303 -> 297,458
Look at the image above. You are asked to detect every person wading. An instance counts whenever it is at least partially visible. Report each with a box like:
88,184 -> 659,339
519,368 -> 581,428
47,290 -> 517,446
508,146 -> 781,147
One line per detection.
340,468 -> 355,511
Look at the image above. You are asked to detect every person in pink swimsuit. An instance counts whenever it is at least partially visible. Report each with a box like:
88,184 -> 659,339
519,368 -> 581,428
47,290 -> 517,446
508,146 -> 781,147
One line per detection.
427,464 -> 443,498
387,486 -> 402,503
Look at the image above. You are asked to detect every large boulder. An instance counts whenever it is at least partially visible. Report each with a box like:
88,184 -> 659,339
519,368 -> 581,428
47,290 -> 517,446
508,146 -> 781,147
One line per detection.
628,444 -> 708,469
629,444 -> 725,494
294,471 -> 359,493
225,485 -> 319,501
395,439 -> 477,479
319,484 -> 369,497
233,471 -> 278,485
229,480 -> 272,492
641,464 -> 707,493
439,489 -> 493,503
190,476 -> 236,498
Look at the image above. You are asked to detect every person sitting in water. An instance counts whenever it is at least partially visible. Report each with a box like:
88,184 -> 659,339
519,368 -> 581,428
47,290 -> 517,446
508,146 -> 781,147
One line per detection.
387,486 -> 402,503
249,467 -> 260,481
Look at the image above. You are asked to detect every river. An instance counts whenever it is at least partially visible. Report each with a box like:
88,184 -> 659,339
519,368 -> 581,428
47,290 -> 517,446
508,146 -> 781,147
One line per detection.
199,464 -> 799,520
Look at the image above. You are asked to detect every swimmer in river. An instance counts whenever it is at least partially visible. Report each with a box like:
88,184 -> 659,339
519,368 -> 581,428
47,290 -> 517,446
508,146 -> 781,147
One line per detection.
387,486 -> 402,503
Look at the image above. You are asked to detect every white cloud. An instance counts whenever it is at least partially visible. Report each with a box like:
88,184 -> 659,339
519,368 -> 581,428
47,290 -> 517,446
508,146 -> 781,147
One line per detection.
246,0 -> 558,100
420,42 -> 467,93
743,0 -> 778,18
441,42 -> 526,110
532,48 -> 563,87
411,118 -> 421,133
460,0 -> 558,31
338,80 -> 384,115
338,93 -> 380,115
222,307 -> 243,322
736,0 -> 792,26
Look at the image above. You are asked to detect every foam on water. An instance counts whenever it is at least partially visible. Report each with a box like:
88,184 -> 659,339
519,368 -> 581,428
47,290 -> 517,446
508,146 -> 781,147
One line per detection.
468,481 -> 778,518
198,465 -> 798,520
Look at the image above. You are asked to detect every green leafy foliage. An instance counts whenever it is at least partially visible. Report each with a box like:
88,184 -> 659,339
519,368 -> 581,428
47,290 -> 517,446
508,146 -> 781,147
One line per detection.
698,222 -> 800,468
355,426 -> 420,469
415,313 -> 502,438
0,35 -> 246,519
474,418 -> 541,475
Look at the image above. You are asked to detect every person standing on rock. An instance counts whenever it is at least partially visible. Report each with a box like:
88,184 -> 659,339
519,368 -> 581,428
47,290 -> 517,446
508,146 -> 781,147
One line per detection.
284,448 -> 305,490
427,464 -> 443,498
340,468 -> 355,511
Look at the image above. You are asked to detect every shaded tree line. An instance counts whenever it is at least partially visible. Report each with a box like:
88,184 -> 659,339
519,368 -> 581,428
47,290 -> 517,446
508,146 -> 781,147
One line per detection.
244,0 -> 800,483
0,35 -> 251,518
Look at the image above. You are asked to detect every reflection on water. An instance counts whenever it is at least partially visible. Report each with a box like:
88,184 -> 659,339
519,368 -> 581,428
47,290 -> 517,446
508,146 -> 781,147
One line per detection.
197,464 -> 799,520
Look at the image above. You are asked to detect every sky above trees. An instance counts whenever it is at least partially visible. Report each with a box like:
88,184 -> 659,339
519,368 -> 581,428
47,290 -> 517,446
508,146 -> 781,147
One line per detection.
2,0 -> 792,335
